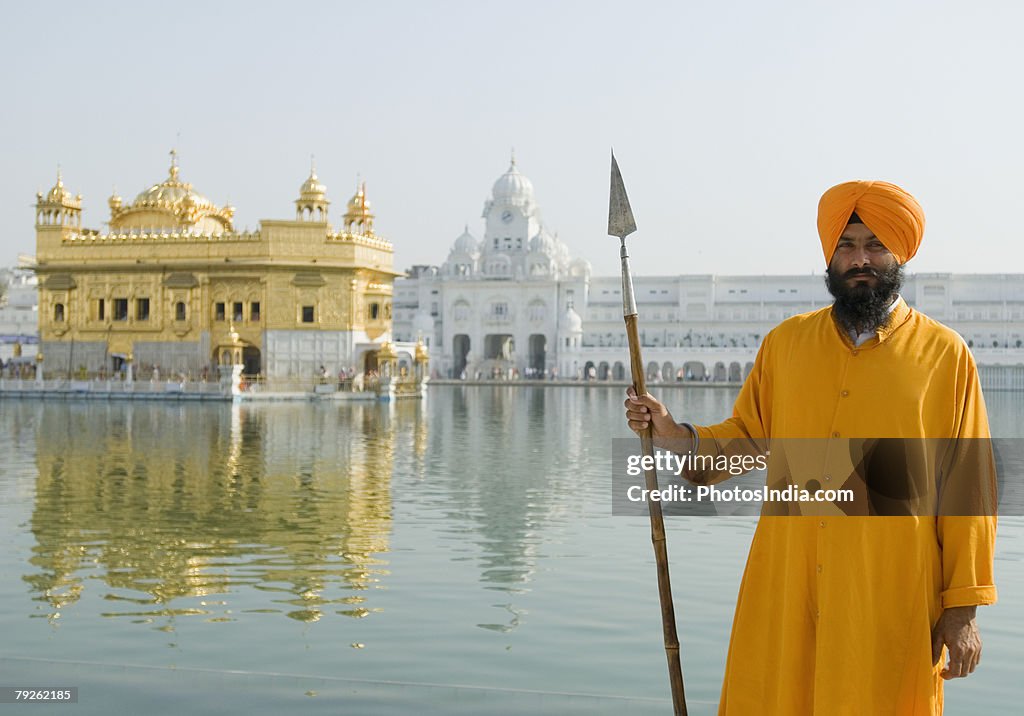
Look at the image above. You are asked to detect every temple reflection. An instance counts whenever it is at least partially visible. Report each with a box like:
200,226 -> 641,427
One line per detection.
26,401 -> 400,626
440,386 -> 585,632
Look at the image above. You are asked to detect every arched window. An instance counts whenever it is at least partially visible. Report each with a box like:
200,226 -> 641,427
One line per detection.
528,300 -> 546,322
369,302 -> 380,320
175,301 -> 186,321
54,303 -> 65,322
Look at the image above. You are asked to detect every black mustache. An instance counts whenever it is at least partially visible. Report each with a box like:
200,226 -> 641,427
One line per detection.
843,268 -> 879,279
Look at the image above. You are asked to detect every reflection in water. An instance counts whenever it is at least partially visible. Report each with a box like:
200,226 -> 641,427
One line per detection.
477,602 -> 526,633
435,386 -> 601,632
18,386 -> 740,636
24,400 -> 420,627
3,387 -> 1021,715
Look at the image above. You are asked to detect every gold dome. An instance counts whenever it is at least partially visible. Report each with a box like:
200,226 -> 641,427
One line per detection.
414,338 -> 429,362
294,159 -> 330,222
113,150 -> 234,233
47,174 -> 69,203
299,170 -> 327,200
43,170 -> 81,208
346,183 -> 371,213
343,181 -> 375,233
376,340 -> 397,361
132,153 -> 216,211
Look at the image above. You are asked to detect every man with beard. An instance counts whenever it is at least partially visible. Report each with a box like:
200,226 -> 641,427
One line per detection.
625,181 -> 996,715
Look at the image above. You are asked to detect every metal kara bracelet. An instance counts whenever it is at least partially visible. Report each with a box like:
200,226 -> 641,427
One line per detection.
678,422 -> 699,456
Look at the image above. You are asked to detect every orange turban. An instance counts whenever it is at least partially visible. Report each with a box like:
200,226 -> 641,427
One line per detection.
817,181 -> 925,265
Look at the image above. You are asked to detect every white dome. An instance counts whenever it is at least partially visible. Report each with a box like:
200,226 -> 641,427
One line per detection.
452,227 -> 479,254
553,238 -> 571,263
528,231 -> 555,255
563,305 -> 583,333
491,159 -> 534,202
569,257 -> 592,278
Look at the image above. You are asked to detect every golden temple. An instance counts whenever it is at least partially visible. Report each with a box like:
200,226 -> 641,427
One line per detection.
33,152 -> 401,381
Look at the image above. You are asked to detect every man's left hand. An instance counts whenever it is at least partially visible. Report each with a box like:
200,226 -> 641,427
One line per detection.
931,605 -> 981,679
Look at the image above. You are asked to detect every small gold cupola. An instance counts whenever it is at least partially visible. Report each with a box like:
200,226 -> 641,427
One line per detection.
343,181 -> 375,234
35,168 -> 83,228
295,155 -> 330,222
108,186 -> 123,218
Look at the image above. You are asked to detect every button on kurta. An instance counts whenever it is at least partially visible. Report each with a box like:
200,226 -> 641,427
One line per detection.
841,390 -> 849,397
832,431 -> 840,438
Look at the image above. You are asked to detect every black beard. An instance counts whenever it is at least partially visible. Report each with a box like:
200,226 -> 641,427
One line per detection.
825,263 -> 904,334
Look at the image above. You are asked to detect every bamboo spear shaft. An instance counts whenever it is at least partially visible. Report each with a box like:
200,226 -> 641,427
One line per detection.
609,151 -> 688,715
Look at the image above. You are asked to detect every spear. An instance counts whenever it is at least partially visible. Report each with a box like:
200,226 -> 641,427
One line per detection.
609,151 -> 688,715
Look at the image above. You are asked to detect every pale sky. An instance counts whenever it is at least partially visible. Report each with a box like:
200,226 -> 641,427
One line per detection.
2,0 -> 1022,277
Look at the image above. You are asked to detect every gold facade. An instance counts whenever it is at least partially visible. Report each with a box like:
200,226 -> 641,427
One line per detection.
33,154 -> 399,378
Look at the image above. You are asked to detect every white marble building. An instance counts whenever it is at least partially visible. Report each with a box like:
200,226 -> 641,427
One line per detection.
394,158 -> 592,379
394,160 -> 1024,383
0,264 -> 39,363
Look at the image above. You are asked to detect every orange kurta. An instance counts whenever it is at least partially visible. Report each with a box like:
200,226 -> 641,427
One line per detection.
693,300 -> 997,715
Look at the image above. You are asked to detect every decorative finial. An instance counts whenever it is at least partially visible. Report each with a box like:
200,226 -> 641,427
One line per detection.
510,147 -> 516,168
310,153 -> 316,176
169,148 -> 179,179
56,165 -> 63,186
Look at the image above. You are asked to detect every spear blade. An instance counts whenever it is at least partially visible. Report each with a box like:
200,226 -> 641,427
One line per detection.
608,152 -> 637,240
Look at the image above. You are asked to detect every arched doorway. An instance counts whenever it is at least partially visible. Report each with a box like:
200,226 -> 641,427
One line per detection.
728,362 -> 742,381
484,334 -> 514,360
528,334 -> 546,376
683,360 -> 706,381
647,361 -> 661,381
242,347 -> 261,376
453,334 -> 470,378
662,361 -> 675,382
598,361 -> 610,380
364,350 -> 379,374
713,361 -> 727,381
613,361 -> 626,380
